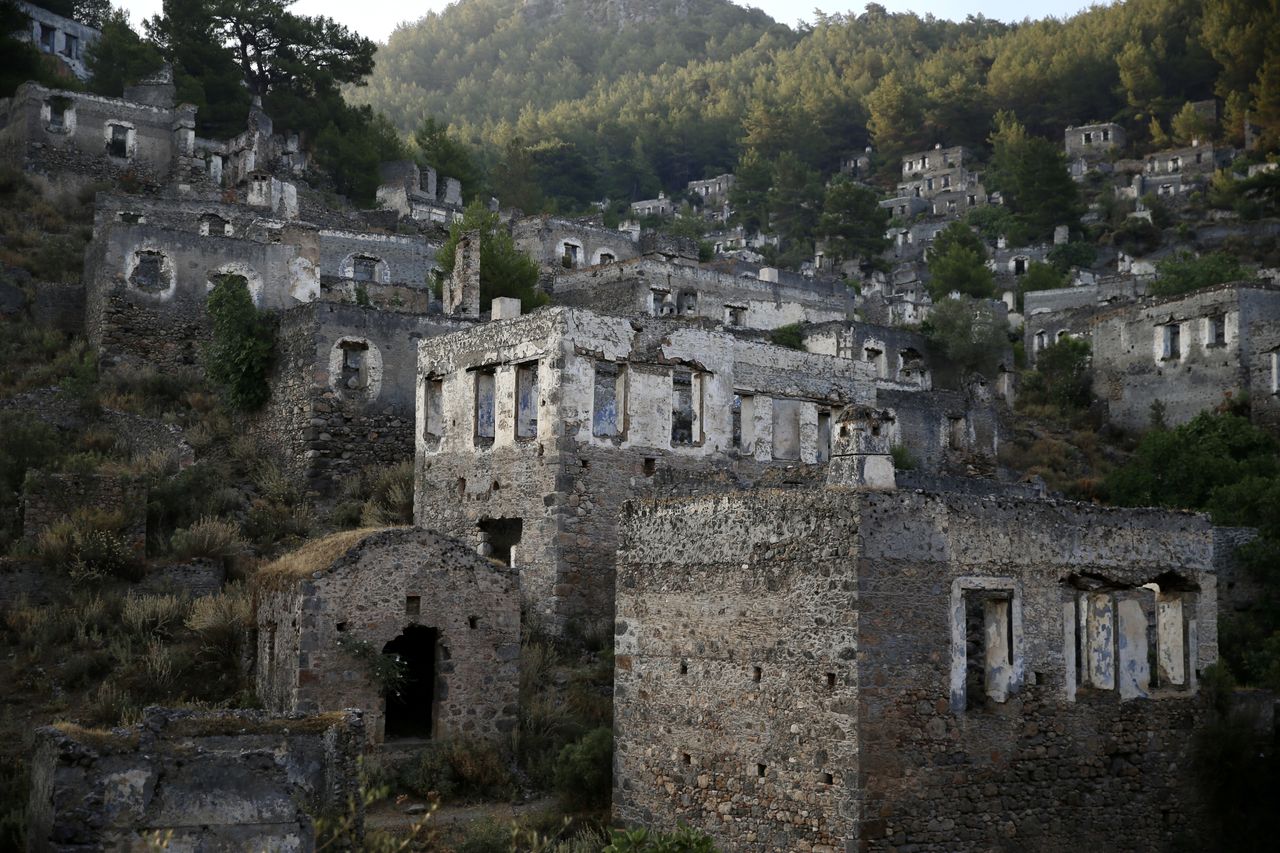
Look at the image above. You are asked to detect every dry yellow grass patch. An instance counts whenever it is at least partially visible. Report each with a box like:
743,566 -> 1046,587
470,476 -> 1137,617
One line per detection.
252,527 -> 401,592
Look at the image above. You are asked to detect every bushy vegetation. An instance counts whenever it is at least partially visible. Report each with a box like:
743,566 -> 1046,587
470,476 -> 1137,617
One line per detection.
922,298 -> 1009,387
1019,338 -> 1092,414
767,323 -> 805,351
398,737 -> 514,803
204,274 -> 275,412
1150,250 -> 1248,297
438,201 -> 547,311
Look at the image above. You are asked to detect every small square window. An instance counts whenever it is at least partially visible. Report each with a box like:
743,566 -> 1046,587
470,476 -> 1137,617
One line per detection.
752,665 -> 762,683
468,616 -> 478,630
756,763 -> 767,778
405,596 -> 420,616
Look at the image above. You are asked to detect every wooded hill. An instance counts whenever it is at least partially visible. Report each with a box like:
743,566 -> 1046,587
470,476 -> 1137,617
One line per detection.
355,0 -> 1278,210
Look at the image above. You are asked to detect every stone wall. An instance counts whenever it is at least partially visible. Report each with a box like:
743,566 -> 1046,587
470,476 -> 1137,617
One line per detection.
1213,526 -> 1262,616
1090,283 -> 1280,430
27,708 -> 363,852
614,488 -> 1219,852
255,528 -> 520,744
250,301 -> 471,495
21,471 -> 146,555
513,214 -> 640,270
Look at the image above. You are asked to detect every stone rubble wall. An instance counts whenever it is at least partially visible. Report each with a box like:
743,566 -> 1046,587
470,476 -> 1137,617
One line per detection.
27,708 -> 363,852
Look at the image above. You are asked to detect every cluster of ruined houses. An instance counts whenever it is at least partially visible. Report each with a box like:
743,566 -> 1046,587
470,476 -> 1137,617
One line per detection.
4,6 -> 1274,849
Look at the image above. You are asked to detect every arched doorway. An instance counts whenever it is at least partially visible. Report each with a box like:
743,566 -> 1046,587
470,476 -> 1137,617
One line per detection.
382,625 -> 438,740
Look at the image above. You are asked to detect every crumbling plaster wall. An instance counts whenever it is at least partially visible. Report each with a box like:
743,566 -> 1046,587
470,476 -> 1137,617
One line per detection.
512,215 -> 639,270
1090,283 -> 1280,430
255,528 -> 519,744
319,228 -> 438,288
614,488 -> 1219,852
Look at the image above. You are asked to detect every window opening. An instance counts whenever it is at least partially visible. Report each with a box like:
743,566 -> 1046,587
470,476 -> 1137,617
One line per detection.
771,398 -> 801,460
107,124 -> 129,158
352,255 -> 379,282
678,290 -> 698,316
1162,324 -> 1181,360
1013,257 -> 1027,276
671,369 -> 701,446
515,361 -> 539,440
339,340 -> 369,390
423,378 -> 444,443
129,251 -> 166,293
62,33 -> 78,58
948,415 -> 965,450
39,25 -> 55,52
817,411 -> 832,463
47,97 -> 69,131
1207,315 -> 1226,347
478,518 -> 522,567
592,361 -> 624,438
599,252 -> 615,265
382,625 -> 438,740
474,368 -> 496,446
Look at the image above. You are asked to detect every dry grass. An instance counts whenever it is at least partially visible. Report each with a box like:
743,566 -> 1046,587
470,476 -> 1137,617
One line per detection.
50,721 -> 140,753
252,527 -> 393,592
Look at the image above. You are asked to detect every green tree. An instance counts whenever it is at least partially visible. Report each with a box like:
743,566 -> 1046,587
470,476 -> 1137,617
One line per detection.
924,297 -> 1007,384
729,149 -> 772,235
1046,241 -> 1097,273
312,109 -> 405,205
490,136 -> 543,214
927,222 -> 993,300
817,177 -> 889,270
1170,100 -> 1214,145
413,117 -> 483,203
1023,336 -> 1091,411
205,274 -> 274,411
766,152 -> 821,251
438,202 -> 546,311
1017,262 -> 1066,309
85,8 -> 165,97
1151,251 -> 1248,297
986,111 -> 1083,239
1252,49 -> 1280,152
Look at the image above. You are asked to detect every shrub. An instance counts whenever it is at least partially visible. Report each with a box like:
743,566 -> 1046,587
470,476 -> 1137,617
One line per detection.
553,727 -> 612,811
890,444 -> 916,471
399,738 -> 513,802
1150,250 -> 1248,298
603,825 -> 717,852
122,593 -> 190,639
185,584 -> 253,675
768,323 -> 805,350
37,508 -> 140,584
455,820 -> 510,853
358,462 -> 415,527
205,274 -> 275,411
169,517 -> 244,562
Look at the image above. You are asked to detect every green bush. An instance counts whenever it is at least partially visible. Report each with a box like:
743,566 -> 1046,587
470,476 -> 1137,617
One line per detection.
1021,338 -> 1092,412
37,508 -> 141,584
553,727 -> 612,811
169,517 -> 245,562
890,444 -> 916,471
603,825 -> 718,852
398,738 -> 513,803
768,323 -> 805,350
205,274 -> 275,411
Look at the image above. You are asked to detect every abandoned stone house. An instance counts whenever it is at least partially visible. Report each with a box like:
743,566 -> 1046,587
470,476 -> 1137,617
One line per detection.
613,464 -> 1218,851
890,144 -> 990,221
512,214 -> 640,271
413,305 -> 880,626
12,1 -> 99,81
1065,121 -> 1126,180
630,191 -> 674,219
550,253 -> 855,330
1090,281 -> 1280,431
255,527 -> 519,745
1023,274 -> 1149,363
375,159 -> 465,224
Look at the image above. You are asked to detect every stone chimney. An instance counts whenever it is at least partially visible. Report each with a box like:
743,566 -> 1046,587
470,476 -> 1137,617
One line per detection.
445,231 -> 481,319
826,406 -> 896,491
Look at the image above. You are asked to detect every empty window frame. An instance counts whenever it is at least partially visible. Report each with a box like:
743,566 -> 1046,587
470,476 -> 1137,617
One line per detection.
561,242 -> 580,267
1205,314 -> 1226,348
599,252 -> 615,265
474,367 -> 496,447
732,392 -> 755,452
771,398 -> 802,460
515,361 -> 539,440
863,346 -> 885,378
677,290 -> 698,316
39,24 -> 55,52
423,377 -> 444,444
947,415 -> 966,450
949,577 -> 1022,712
1160,323 -> 1181,360
107,124 -> 130,159
1070,583 -> 1194,701
816,410 -> 832,463
592,361 -> 625,438
339,340 -> 369,390
671,369 -> 704,446
128,250 -> 166,293
352,255 -> 380,283
725,305 -> 747,327
46,97 -> 70,131
62,33 -> 78,58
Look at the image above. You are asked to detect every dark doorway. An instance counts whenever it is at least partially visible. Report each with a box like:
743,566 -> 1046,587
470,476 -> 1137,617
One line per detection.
382,625 -> 438,740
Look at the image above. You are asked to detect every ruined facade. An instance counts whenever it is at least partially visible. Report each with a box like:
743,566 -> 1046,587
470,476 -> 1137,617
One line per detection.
375,159 -> 464,224
887,144 -> 990,221
256,528 -> 520,744
414,306 -> 876,625
13,1 -> 99,81
614,487 -> 1217,851
1090,282 -> 1280,430
513,214 -> 640,270
551,255 -> 854,330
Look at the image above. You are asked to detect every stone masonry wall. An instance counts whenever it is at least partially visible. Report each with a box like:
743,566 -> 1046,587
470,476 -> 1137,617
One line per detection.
853,492 -> 1216,852
614,491 -> 863,851
615,488 -> 1219,852
21,471 -> 146,555
255,528 -> 519,744
27,708 -> 363,852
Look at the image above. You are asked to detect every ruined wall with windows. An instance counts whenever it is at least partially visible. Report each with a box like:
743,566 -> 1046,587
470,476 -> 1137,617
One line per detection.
415,307 -> 875,627
0,82 -> 192,192
550,256 -> 853,330
249,301 -> 471,495
801,321 -> 933,391
614,487 -> 1217,852
255,528 -> 519,745
14,1 -> 100,81
512,215 -> 639,271
1090,283 -> 1280,430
